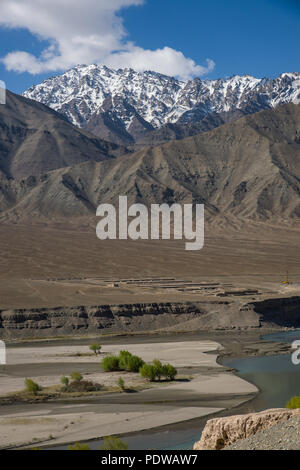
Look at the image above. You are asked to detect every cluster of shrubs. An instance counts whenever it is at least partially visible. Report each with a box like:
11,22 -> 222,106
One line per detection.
24,372 -> 103,397
101,350 -> 144,373
61,371 -> 102,393
140,359 -> 177,382
101,352 -> 177,383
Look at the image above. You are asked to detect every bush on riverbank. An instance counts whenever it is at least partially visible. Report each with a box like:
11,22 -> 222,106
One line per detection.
89,343 -> 102,355
101,351 -> 144,373
119,350 -> 144,372
61,375 -> 69,391
68,442 -> 91,450
60,372 -> 102,393
162,363 -> 177,381
70,371 -> 83,383
139,363 -> 157,381
25,378 -> 41,395
100,436 -> 128,450
68,380 -> 103,393
101,355 -> 120,371
117,377 -> 125,390
101,352 -> 177,383
68,436 -> 128,451
286,396 -> 300,409
140,360 -> 177,382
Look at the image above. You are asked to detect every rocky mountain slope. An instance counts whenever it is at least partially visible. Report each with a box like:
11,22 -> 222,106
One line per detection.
23,65 -> 300,145
134,109 -> 247,148
0,102 -> 299,223
0,90 -> 129,178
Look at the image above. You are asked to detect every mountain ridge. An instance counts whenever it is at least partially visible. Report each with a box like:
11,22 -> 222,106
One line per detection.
23,65 -> 300,146
0,90 -> 130,178
1,102 -> 299,225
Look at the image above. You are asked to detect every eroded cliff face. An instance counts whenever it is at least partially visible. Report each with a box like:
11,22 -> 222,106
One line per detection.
194,408 -> 300,450
0,302 -> 205,339
251,296 -> 300,328
1,296 -> 300,340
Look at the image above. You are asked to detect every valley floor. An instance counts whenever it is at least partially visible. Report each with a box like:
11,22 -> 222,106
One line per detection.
0,223 -> 299,448
0,222 -> 300,310
0,338 -> 257,449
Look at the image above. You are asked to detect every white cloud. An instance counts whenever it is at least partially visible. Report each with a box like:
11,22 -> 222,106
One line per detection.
106,46 -> 215,80
0,0 -> 215,80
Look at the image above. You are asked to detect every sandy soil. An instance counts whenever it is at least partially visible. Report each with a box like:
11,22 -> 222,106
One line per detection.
0,339 -> 257,448
0,224 -> 300,309
1,406 -> 224,449
5,340 -> 223,366
0,340 -> 225,396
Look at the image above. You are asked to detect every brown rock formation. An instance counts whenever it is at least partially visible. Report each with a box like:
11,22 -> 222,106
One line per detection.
194,408 -> 300,450
0,302 -> 204,339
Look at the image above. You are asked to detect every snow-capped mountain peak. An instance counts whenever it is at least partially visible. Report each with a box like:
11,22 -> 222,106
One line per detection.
23,65 -> 300,141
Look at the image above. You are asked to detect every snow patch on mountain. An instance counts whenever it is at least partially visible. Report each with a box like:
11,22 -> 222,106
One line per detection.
23,65 -> 300,131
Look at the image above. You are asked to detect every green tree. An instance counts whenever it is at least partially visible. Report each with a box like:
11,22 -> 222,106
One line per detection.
101,355 -> 120,372
126,355 -> 144,372
286,396 -> 300,409
140,363 -> 156,382
61,376 -> 69,391
25,378 -> 41,395
68,442 -> 91,450
99,436 -> 128,450
117,377 -> 125,390
70,371 -> 83,383
153,359 -> 163,381
118,350 -> 132,370
89,344 -> 102,356
118,351 -> 144,372
162,364 -> 177,381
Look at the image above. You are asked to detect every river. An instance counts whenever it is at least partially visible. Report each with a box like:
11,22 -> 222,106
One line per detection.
49,330 -> 300,450
127,330 -> 300,450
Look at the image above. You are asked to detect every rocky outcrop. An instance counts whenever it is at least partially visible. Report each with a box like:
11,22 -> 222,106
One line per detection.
0,302 -> 204,339
251,296 -> 300,328
194,408 -> 300,450
1,295 -> 300,340
224,413 -> 300,450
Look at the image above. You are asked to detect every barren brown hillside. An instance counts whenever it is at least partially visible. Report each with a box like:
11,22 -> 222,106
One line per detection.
0,102 -> 299,224
0,91 -> 129,179
0,101 -> 299,312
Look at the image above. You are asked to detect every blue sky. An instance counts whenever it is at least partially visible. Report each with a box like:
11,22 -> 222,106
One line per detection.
0,0 -> 299,94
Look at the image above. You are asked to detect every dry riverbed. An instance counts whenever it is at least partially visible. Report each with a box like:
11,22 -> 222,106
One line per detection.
0,339 -> 259,449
